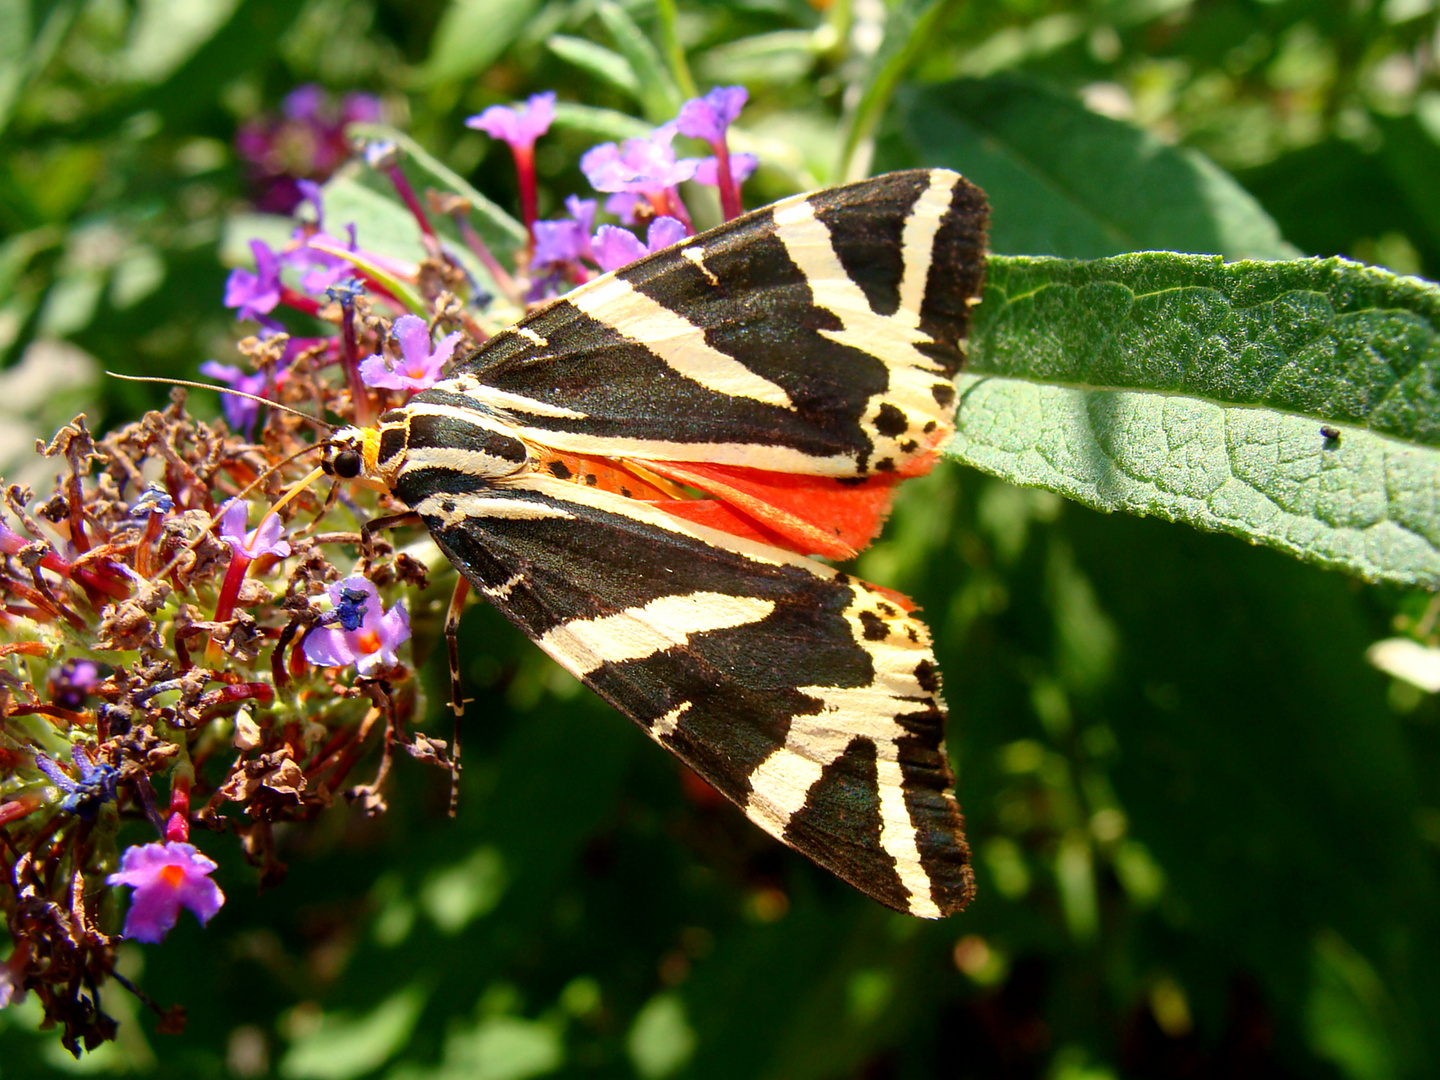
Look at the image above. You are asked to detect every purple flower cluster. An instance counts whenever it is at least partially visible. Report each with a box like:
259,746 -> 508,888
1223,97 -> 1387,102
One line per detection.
470,84 -> 753,291
237,85 -> 383,214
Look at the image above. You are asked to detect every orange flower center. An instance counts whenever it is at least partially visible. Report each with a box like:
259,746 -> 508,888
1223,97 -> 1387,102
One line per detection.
356,630 -> 382,655
158,864 -> 186,888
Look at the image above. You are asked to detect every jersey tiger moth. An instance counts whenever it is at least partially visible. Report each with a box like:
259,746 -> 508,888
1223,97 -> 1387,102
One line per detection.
323,168 -> 989,918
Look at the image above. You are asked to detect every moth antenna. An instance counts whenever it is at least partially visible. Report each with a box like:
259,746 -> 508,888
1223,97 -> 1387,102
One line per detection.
151,441 -> 331,582
106,371 -> 335,434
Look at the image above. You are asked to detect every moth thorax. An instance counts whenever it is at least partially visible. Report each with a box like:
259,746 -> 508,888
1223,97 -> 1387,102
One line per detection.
382,406 -> 532,480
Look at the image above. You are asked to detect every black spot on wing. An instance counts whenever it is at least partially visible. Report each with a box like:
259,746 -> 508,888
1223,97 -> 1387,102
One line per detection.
783,736 -> 910,911
914,658 -> 939,692
874,402 -> 909,438
859,610 -> 888,641
547,460 -> 572,480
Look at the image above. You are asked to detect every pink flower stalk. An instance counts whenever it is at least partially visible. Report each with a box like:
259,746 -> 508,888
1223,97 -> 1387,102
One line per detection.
467,92 -> 557,236
592,216 -> 688,273
676,86 -> 749,219
359,314 -> 464,392
107,842 -> 225,943
303,577 -> 411,675
212,499 -> 292,636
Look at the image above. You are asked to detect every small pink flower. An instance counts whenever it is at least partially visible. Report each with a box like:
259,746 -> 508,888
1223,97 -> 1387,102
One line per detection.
224,240 -> 283,321
581,123 -> 697,195
592,216 -> 688,273
693,152 -> 758,188
466,91 -> 557,154
218,499 -> 292,560
359,314 -> 464,391
676,85 -> 748,144
107,842 -> 225,943
303,577 -> 411,675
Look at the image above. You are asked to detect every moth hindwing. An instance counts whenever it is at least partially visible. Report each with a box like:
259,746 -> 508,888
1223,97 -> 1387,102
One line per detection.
341,168 -> 989,917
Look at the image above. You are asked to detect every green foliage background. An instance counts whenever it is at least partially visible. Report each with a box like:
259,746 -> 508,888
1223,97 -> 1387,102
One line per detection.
3,0 -> 1440,1077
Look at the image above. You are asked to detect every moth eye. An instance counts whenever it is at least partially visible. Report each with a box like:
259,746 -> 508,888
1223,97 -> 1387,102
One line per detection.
333,449 -> 362,479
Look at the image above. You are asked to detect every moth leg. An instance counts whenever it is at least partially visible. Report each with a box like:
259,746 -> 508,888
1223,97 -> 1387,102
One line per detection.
445,576 -> 472,718
443,576 -> 472,818
359,511 -> 422,571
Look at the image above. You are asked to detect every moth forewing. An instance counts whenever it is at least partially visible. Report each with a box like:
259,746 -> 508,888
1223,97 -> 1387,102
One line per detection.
336,168 -> 987,917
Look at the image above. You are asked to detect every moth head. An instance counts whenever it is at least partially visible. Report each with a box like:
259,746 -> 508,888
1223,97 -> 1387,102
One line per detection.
321,425 -> 392,492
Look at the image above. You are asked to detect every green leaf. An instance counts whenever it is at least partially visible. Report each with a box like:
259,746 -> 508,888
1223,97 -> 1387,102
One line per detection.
550,101 -> 653,143
347,122 -> 525,255
416,0 -> 541,87
278,984 -> 428,1080
953,252 -> 1440,587
836,0 -> 963,182
878,75 -> 1293,259
0,0 -> 79,137
546,34 -> 641,101
595,0 -> 681,123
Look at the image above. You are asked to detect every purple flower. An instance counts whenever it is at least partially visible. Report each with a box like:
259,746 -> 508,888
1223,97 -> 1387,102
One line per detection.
107,842 -> 225,943
287,223 -> 358,295
224,240 -> 283,321
295,179 -> 324,225
47,660 -> 102,711
531,196 -> 597,270
34,744 -> 117,818
283,84 -> 327,122
358,314 -> 464,391
581,123 -> 697,195
603,192 -> 645,226
303,577 -> 410,675
694,152 -> 758,188
199,360 -> 268,431
592,216 -> 688,273
218,499 -> 292,561
676,85 -> 748,144
466,92 -> 556,154
340,92 -> 383,125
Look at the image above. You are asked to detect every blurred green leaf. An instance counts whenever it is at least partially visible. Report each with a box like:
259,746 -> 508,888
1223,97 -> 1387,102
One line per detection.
418,846 -> 507,934
1306,930 -> 1406,1080
955,252 -> 1440,586
550,101 -> 653,142
546,35 -> 641,101
627,993 -> 696,1080
0,0 -> 78,137
879,75 -> 1293,259
416,0 -> 542,87
348,122 -> 526,254
123,0 -> 241,83
279,984 -> 428,1080
392,1015 -> 563,1080
838,0 -> 962,181
596,0 -> 681,123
